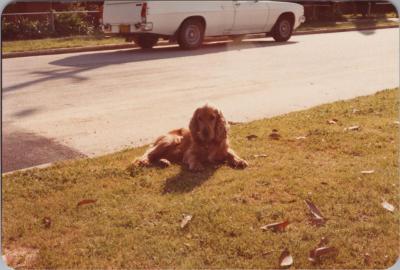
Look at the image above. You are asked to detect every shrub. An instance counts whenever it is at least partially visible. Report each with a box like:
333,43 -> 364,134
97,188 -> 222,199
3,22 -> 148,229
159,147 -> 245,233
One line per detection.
1,3 -> 97,40
53,11 -> 93,36
2,16 -> 50,40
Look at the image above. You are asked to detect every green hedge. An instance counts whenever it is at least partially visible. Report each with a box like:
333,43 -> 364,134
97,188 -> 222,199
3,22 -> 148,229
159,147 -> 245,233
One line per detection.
1,4 -> 99,40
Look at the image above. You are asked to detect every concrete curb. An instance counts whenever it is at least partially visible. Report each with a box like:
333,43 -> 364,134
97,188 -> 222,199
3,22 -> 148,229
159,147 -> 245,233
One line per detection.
2,25 -> 398,59
293,24 -> 398,36
2,162 -> 54,176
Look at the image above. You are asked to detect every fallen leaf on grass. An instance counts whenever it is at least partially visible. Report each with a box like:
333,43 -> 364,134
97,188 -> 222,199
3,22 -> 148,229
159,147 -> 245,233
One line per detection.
364,253 -> 372,265
269,130 -> 281,140
361,170 -> 375,174
180,214 -> 193,229
279,249 -> 293,268
393,121 -> 400,125
42,217 -> 51,228
262,250 -> 275,256
246,134 -> 258,140
381,200 -> 395,212
253,154 -> 268,158
295,136 -> 307,140
76,199 -> 97,207
352,108 -> 360,114
344,125 -> 360,131
327,119 -> 338,125
304,199 -> 326,226
261,220 -> 289,232
309,246 -> 338,263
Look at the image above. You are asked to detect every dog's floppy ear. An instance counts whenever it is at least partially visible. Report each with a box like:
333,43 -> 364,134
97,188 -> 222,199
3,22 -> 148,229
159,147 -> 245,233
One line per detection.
215,109 -> 229,142
189,108 -> 201,140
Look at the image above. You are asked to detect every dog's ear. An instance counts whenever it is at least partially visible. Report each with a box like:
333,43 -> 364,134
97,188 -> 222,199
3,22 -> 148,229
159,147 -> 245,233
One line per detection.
215,109 -> 229,143
189,108 -> 200,140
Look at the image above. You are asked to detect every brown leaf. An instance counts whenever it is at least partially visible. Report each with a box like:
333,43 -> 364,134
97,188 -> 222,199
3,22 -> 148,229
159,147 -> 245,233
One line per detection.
295,136 -> 307,140
304,199 -> 326,226
180,214 -> 192,229
269,130 -> 281,140
253,154 -> 268,158
309,246 -> 338,263
317,237 -> 329,247
361,170 -> 375,174
77,199 -> 97,207
393,120 -> 400,125
344,125 -> 360,131
246,134 -> 258,140
327,119 -> 338,125
279,249 -> 293,268
261,220 -> 289,232
364,253 -> 372,265
42,217 -> 51,228
381,200 -> 395,212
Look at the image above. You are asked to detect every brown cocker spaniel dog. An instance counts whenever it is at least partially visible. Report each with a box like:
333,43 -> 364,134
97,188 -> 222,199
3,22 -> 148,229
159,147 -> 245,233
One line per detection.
134,104 -> 248,171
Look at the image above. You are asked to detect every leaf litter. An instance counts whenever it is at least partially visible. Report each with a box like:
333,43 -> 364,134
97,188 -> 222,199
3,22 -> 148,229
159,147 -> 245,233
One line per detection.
381,199 -> 395,212
261,220 -> 289,232
304,199 -> 326,226
180,214 -> 193,229
269,129 -> 281,140
76,199 -> 97,208
279,249 -> 293,268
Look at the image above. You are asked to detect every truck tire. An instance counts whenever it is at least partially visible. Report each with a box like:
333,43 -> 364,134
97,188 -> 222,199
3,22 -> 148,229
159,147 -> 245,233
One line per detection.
272,16 -> 293,42
133,34 -> 159,49
178,19 -> 205,50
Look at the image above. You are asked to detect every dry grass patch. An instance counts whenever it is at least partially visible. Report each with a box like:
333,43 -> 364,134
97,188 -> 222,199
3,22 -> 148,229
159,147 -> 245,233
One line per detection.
2,89 -> 399,269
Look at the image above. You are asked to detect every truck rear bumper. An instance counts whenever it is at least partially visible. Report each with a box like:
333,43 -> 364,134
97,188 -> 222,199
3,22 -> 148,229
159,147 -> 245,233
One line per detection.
102,22 -> 154,34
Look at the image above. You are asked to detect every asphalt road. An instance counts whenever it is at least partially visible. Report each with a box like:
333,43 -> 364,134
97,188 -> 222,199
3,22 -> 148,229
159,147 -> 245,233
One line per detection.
2,28 -> 399,172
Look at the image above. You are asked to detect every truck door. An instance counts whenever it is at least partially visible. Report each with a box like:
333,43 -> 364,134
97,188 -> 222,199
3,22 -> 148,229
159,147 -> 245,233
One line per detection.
231,0 -> 269,34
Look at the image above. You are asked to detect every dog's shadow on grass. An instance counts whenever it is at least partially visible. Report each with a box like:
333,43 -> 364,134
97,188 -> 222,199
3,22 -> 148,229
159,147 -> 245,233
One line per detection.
162,167 -> 217,194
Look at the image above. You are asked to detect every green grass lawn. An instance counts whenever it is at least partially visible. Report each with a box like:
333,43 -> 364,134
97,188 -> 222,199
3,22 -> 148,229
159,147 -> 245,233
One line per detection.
298,17 -> 398,32
2,89 -> 399,269
2,35 -> 126,53
2,18 -> 397,53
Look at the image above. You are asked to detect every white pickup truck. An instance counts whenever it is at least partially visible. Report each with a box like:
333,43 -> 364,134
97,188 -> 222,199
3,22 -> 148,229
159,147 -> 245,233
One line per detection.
102,1 -> 305,50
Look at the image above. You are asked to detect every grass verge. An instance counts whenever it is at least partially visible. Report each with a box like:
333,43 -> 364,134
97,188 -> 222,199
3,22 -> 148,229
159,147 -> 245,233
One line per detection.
2,35 -> 125,53
298,17 -> 398,32
2,89 -> 399,269
2,18 -> 398,53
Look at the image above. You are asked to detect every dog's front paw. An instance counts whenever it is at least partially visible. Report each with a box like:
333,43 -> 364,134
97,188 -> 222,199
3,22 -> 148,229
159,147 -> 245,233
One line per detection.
134,158 -> 151,167
232,159 -> 248,169
189,162 -> 205,172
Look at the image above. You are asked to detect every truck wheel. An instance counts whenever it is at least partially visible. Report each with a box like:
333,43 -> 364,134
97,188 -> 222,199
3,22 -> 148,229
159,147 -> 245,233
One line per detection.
272,16 -> 293,42
133,34 -> 159,49
178,19 -> 205,50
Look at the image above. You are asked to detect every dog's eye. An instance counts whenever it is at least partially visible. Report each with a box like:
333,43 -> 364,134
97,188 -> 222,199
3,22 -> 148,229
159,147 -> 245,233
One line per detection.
209,115 -> 216,120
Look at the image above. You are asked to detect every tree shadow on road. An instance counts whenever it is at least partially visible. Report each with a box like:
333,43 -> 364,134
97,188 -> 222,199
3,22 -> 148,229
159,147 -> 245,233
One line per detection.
51,39 -> 297,68
3,39 -> 296,93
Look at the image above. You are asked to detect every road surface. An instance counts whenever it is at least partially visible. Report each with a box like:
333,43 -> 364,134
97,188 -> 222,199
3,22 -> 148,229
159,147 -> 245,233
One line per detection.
2,28 -> 399,172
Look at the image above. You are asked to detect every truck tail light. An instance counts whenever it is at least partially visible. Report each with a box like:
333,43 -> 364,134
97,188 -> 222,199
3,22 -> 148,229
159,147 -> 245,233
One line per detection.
141,2 -> 148,22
